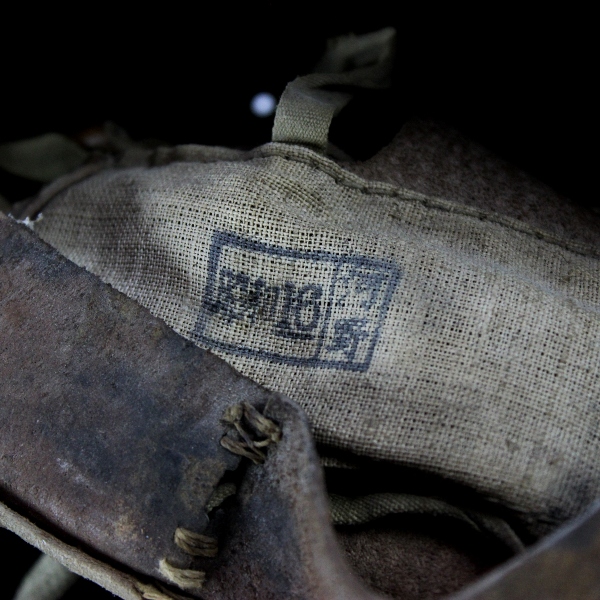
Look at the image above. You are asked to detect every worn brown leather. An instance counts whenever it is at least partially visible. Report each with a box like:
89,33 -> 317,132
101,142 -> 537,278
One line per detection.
449,500 -> 600,600
0,213 -> 382,599
3,116 -> 599,600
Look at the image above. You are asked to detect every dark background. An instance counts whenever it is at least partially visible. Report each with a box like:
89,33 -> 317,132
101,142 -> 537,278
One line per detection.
1,6 -> 595,598
1,7 -> 595,207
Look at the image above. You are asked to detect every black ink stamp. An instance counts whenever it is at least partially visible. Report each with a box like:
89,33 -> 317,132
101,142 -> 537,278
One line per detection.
193,231 -> 401,371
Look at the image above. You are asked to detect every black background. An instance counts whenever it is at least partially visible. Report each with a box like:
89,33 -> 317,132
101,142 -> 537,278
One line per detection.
1,5 -> 596,598
1,7 -> 596,206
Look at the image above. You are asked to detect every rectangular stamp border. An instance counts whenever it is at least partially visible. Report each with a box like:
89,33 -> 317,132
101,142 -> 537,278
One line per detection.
192,231 -> 401,371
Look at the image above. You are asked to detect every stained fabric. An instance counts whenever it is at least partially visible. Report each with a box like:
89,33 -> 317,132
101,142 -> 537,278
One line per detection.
30,135 -> 600,537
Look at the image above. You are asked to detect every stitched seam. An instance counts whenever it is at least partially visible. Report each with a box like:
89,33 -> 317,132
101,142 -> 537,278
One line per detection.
156,402 -> 280,593
253,144 -> 600,260
36,142 -> 599,260
146,142 -> 599,261
220,402 -> 282,464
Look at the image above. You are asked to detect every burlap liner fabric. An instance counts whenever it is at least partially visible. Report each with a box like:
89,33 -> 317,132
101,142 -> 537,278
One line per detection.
30,139 -> 600,537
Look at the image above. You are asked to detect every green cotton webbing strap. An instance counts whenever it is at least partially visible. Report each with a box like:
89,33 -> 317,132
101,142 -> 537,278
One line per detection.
12,554 -> 78,600
329,492 -> 525,554
0,133 -> 88,183
272,27 -> 396,152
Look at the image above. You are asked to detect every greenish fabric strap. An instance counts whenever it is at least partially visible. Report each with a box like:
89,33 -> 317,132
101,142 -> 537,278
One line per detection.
329,492 -> 524,553
330,492 -> 479,528
0,193 -> 10,214
272,27 -> 396,152
0,133 -> 88,183
12,554 -> 78,600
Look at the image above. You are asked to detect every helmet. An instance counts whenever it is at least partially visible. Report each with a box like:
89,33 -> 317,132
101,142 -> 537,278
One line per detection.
2,27 -> 599,600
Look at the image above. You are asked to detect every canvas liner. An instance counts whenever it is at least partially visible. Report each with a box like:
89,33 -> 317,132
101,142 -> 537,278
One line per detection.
21,28 -> 600,545
2,26 -> 599,600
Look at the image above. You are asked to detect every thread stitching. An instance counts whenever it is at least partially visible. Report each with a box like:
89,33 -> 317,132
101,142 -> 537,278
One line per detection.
259,146 -> 600,260
145,142 -> 600,260
220,402 -> 282,464
174,527 -> 218,558
155,403 -> 279,592
158,559 -> 206,592
136,581 -> 188,600
206,482 -> 237,513
33,142 -> 598,260
157,518 -> 218,591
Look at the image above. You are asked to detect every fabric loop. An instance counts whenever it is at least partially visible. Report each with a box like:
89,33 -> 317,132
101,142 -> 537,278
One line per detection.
272,28 -> 396,152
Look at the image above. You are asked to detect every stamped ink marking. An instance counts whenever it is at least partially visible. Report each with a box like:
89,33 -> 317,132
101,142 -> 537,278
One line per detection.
193,231 -> 401,371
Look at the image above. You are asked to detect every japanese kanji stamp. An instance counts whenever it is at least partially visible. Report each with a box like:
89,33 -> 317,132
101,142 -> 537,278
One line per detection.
193,231 -> 401,371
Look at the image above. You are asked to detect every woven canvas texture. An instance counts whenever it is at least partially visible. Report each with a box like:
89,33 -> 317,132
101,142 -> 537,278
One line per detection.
32,142 -> 600,534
